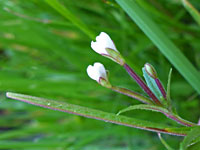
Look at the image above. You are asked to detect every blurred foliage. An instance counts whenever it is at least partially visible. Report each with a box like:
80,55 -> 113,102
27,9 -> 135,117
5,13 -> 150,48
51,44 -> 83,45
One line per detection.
0,0 -> 199,149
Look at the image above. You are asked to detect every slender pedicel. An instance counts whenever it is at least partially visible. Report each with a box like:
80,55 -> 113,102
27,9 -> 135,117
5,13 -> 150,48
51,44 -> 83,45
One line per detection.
111,86 -> 154,104
155,79 -> 166,99
123,63 -> 162,105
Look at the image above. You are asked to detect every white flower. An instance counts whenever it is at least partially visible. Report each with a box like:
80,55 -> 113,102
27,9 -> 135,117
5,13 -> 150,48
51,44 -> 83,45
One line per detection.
91,32 -> 118,55
87,62 -> 107,82
91,32 -> 125,66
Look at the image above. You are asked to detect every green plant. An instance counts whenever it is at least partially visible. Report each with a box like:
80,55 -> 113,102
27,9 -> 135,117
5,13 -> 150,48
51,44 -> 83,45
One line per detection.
1,0 -> 200,149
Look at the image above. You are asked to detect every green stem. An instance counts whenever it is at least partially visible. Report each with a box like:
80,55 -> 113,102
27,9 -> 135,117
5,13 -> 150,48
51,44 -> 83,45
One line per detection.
111,86 -> 154,104
168,113 -> 196,127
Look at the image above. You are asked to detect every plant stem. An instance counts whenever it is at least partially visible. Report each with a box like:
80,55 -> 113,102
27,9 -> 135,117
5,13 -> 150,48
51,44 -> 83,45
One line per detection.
123,63 -> 162,105
155,78 -> 166,99
165,113 -> 196,127
111,86 -> 154,104
145,104 -> 196,127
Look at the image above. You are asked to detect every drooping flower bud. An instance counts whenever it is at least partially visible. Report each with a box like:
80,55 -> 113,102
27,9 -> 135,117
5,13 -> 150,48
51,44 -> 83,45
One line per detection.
86,62 -> 111,88
144,63 -> 158,79
91,32 -> 125,65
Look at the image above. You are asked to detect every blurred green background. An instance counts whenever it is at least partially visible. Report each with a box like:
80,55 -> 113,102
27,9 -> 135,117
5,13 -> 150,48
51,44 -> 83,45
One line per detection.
0,0 -> 200,149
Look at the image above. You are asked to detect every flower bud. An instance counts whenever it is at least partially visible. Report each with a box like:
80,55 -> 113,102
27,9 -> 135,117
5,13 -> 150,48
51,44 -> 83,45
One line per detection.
144,63 -> 158,79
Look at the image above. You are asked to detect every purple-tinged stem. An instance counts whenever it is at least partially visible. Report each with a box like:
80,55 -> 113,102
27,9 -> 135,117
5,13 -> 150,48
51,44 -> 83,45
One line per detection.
123,63 -> 162,105
164,113 -> 195,127
145,105 -> 196,127
155,78 -> 166,99
111,86 -> 154,105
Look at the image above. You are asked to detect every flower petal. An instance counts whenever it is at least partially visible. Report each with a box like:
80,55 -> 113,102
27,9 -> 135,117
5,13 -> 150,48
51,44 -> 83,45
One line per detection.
93,62 -> 107,80
87,65 -> 99,81
86,62 -> 107,82
91,32 -> 118,55
91,41 -> 108,54
98,32 -> 117,51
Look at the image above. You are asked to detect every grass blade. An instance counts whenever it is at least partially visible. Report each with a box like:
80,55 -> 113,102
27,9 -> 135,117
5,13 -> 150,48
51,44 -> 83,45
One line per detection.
182,0 -> 200,25
45,0 -> 95,39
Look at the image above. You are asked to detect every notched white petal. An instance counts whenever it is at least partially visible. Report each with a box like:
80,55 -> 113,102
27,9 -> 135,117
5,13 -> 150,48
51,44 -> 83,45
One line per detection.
91,41 -> 108,54
87,65 -> 99,81
90,32 -> 125,65
94,62 -> 107,80
91,32 -> 118,55
86,62 -> 107,82
98,32 -> 117,51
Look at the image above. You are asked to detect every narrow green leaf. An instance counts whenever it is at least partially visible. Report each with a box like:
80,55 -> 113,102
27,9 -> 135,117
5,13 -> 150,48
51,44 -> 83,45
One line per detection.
117,104 -> 196,127
6,92 -> 191,136
115,0 -> 200,94
117,104 -> 169,116
182,0 -> 200,25
167,68 -> 173,110
180,126 -> 200,150
142,67 -> 163,100
158,133 -> 175,150
45,0 -> 95,39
